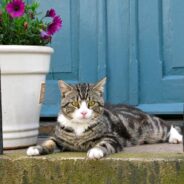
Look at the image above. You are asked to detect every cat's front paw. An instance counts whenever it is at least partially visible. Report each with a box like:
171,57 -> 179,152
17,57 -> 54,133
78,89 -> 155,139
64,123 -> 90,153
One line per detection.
87,147 -> 104,159
26,146 -> 41,156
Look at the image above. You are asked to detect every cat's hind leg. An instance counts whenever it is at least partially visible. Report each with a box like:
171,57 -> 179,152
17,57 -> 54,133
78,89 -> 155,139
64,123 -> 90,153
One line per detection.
27,139 -> 57,156
168,125 -> 183,144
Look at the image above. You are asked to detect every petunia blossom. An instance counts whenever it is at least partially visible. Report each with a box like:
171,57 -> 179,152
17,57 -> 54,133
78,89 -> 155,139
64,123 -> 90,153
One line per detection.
47,16 -> 62,35
6,0 -> 25,18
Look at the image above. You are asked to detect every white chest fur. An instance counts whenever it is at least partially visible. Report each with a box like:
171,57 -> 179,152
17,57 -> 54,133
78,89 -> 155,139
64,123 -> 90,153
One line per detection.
57,114 -> 90,136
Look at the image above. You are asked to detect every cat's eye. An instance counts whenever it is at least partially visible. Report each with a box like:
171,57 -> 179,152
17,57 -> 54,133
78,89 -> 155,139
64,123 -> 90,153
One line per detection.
88,100 -> 95,107
71,101 -> 79,107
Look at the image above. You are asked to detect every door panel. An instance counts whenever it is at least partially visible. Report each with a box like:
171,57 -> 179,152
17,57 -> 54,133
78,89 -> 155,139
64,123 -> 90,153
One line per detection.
39,0 -> 79,116
39,0 -> 184,116
39,0 -> 78,80
138,0 -> 184,113
106,0 -> 130,104
164,0 -> 184,76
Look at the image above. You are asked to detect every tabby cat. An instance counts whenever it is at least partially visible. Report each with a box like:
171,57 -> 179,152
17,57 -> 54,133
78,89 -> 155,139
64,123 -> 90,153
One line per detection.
27,78 -> 182,159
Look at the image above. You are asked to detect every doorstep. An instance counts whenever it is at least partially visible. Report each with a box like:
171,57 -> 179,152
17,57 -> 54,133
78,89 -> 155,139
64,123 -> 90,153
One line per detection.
1,118 -> 184,184
1,143 -> 184,184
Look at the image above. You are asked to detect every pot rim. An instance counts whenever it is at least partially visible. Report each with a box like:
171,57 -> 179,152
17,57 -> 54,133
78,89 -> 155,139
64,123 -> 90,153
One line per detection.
0,45 -> 54,54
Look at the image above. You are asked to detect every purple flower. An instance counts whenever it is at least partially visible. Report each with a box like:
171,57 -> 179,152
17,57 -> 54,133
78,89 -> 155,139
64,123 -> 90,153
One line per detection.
47,16 -> 62,35
46,8 -> 56,18
40,30 -> 51,40
40,15 -> 62,41
6,0 -> 25,18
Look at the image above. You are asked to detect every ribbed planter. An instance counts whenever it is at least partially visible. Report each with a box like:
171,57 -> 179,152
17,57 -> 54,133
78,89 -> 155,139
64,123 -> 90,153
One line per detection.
0,45 -> 53,149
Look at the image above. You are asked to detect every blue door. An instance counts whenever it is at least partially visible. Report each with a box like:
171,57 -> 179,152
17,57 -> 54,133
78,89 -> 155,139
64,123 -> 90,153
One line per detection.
134,0 -> 184,114
40,0 -> 184,117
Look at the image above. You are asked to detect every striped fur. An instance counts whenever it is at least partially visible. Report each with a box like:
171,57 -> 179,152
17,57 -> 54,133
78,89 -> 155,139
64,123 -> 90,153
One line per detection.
27,78 -> 182,158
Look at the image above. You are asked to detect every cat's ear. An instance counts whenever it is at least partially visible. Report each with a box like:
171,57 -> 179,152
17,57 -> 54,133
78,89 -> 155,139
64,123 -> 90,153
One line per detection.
93,77 -> 106,94
58,80 -> 73,97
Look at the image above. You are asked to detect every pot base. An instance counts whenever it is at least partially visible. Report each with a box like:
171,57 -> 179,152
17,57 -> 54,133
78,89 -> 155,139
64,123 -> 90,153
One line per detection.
3,135 -> 38,149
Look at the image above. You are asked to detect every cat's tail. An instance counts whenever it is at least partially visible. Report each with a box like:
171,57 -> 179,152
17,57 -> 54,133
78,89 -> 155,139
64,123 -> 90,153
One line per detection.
168,125 -> 183,144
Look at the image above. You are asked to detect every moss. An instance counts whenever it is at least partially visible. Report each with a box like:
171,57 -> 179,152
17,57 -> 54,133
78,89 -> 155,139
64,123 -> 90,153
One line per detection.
4,149 -> 184,160
1,151 -> 184,184
110,152 -> 184,160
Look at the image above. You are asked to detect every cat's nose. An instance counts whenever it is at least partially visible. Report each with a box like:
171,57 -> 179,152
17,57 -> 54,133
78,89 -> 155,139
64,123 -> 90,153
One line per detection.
81,112 -> 87,117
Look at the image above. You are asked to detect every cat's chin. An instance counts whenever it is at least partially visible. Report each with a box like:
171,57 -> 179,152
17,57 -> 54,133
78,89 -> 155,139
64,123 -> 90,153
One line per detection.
71,118 -> 92,124
58,114 -> 94,126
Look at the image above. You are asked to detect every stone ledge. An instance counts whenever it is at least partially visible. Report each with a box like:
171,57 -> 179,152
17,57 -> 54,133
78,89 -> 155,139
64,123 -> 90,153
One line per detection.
1,148 -> 184,184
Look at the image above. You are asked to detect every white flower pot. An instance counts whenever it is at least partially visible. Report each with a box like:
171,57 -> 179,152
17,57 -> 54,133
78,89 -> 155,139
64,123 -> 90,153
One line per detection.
0,45 -> 53,149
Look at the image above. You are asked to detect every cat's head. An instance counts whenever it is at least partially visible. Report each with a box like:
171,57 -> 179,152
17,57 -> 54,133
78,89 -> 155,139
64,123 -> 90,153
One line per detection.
58,78 -> 106,122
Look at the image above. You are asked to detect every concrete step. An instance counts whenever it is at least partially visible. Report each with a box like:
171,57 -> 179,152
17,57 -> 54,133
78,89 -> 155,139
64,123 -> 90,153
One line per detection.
1,146 -> 184,184
1,118 -> 183,184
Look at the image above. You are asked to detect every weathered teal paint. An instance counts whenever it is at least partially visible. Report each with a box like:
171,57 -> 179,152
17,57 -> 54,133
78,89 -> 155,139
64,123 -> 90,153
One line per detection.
137,0 -> 184,114
39,0 -> 184,116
